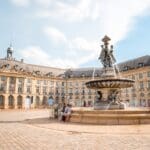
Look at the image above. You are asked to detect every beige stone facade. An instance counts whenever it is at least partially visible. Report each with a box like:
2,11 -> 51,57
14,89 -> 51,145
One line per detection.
0,46 -> 149,109
120,66 -> 150,107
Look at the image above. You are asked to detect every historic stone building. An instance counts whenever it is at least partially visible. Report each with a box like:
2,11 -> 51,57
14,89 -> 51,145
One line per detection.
0,45 -> 65,109
0,45 -> 150,109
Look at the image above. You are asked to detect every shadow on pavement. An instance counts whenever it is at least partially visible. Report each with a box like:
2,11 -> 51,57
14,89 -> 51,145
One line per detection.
22,117 -> 62,124
0,121 -> 22,123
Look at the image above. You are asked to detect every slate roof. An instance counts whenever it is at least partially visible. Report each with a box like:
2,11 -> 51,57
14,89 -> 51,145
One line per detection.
117,55 -> 150,71
64,55 -> 150,78
0,58 -> 65,77
0,55 -> 149,78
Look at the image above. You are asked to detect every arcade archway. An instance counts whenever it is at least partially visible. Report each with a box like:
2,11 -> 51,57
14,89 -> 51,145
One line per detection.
0,95 -> 4,109
17,95 -> 22,108
8,95 -> 14,109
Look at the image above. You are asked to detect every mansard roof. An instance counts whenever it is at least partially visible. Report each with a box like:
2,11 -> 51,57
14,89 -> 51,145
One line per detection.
0,55 -> 149,78
0,58 -> 65,77
64,55 -> 150,78
117,55 -> 150,71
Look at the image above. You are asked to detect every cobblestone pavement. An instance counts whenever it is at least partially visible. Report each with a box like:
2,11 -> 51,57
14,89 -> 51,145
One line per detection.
0,109 -> 150,150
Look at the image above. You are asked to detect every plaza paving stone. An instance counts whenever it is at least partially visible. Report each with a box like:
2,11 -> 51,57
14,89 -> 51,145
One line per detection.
0,109 -> 150,150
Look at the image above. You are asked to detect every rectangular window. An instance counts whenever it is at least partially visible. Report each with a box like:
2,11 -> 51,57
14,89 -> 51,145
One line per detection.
69,82 -> 72,86
18,85 -> 23,93
0,84 -> 6,92
69,88 -> 72,93
27,79 -> 31,83
18,78 -> 23,83
139,81 -> 144,89
148,71 -> 150,77
27,86 -> 31,93
1,76 -> 6,81
56,82 -> 59,87
75,82 -> 78,86
148,81 -> 150,89
139,73 -> 143,79
132,75 -> 135,80
36,86 -> 40,93
43,80 -> 47,85
9,77 -> 15,84
37,80 -> 41,84
43,87 -> 47,94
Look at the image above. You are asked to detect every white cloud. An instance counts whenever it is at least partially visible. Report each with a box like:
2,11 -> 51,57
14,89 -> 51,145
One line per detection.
44,26 -> 67,44
37,0 -> 150,44
11,0 -> 30,7
35,0 -> 52,7
11,0 -> 150,44
19,43 -> 98,68
36,0 -> 92,21
71,37 -> 97,52
43,26 -> 98,52
21,46 -> 49,64
11,0 -> 150,68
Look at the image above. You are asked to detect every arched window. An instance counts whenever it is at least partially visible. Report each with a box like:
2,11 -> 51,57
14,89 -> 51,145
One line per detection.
35,96 -> 40,108
140,93 -> 145,97
42,96 -> 48,107
8,95 -> 14,108
17,95 -> 22,108
0,95 -> 4,109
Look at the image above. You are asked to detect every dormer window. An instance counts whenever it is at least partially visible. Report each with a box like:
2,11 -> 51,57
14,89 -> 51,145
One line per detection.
138,63 -> 144,67
46,72 -> 53,77
14,65 -> 19,70
35,71 -> 41,75
95,73 -> 98,77
5,64 -> 11,69
20,68 -> 24,71
70,74 -> 74,77
123,66 -> 129,71
81,73 -> 85,77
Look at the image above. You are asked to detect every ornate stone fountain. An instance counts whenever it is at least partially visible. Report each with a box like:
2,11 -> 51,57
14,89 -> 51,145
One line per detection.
70,36 -> 150,125
86,35 -> 134,110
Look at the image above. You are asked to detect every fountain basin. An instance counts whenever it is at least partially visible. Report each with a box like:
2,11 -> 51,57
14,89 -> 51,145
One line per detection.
70,108 -> 150,125
86,78 -> 134,89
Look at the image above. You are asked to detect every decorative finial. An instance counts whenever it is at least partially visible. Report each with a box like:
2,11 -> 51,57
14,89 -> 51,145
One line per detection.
6,43 -> 14,59
102,35 -> 111,45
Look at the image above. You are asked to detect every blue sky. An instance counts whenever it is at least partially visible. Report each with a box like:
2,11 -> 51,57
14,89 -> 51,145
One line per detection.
0,0 -> 150,68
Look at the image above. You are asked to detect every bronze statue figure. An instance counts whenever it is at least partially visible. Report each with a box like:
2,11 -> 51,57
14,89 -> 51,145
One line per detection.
99,35 -> 116,68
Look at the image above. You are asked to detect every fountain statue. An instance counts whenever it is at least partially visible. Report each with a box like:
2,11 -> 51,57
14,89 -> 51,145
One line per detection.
86,35 -> 135,110
99,36 -> 116,68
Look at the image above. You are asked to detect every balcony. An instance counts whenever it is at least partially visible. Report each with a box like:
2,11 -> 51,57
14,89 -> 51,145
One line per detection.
147,88 -> 150,91
43,92 -> 48,95
139,88 -> 145,91
27,91 -> 32,94
18,91 -> 23,94
9,90 -> 15,94
0,90 -> 6,94
88,92 -> 92,95
75,92 -> 79,95
61,93 -> 65,96
69,93 -> 73,96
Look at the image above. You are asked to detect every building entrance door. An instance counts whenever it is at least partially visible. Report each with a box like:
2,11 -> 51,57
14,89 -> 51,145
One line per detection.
25,96 -> 31,109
